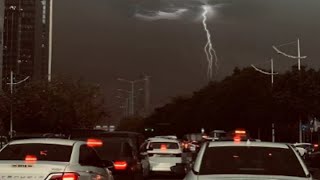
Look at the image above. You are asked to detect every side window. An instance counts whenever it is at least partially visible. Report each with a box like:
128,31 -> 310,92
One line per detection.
79,145 -> 103,167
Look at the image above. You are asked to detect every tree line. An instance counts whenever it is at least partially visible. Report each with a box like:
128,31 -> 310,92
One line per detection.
135,65 -> 320,142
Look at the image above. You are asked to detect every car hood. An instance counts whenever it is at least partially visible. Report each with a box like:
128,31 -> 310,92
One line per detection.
197,174 -> 310,180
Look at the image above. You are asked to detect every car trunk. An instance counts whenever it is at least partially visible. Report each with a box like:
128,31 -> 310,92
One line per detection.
0,161 -> 69,180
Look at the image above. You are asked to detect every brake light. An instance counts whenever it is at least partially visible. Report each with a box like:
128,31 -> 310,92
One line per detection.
234,136 -> 241,143
235,130 -> 246,134
87,139 -> 103,147
314,144 -> 319,148
62,173 -> 79,180
114,161 -> 128,170
160,144 -> 167,151
25,155 -> 37,163
49,173 -> 79,180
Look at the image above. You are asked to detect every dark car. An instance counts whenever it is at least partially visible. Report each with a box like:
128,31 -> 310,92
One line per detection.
69,130 -> 146,180
98,131 -> 145,153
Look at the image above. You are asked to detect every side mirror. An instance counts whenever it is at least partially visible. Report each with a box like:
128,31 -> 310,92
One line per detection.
146,147 -> 153,151
102,160 -> 114,169
171,163 -> 187,176
139,152 -> 148,159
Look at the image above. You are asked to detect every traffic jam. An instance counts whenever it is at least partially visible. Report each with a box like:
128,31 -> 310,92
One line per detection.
0,129 -> 320,180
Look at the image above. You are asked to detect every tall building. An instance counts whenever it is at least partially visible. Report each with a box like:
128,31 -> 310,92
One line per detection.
2,0 -> 51,89
0,0 -> 4,91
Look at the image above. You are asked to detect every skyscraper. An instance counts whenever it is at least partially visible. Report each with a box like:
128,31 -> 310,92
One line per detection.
2,0 -> 51,89
0,0 -> 4,91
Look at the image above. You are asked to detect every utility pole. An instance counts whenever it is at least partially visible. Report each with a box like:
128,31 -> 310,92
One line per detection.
251,58 -> 278,86
48,0 -> 53,82
144,75 -> 151,116
117,78 -> 145,116
273,38 -> 307,143
272,123 -> 275,142
7,71 -> 29,138
297,38 -> 301,71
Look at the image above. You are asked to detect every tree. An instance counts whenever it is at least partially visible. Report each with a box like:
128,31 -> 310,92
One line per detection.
143,66 -> 320,142
0,78 -> 109,134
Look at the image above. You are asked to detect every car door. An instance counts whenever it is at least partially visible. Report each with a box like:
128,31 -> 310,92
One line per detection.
78,145 -> 109,180
139,141 -> 150,177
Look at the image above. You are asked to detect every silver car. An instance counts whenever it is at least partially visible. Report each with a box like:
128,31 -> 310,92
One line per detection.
0,138 -> 114,180
177,140 -> 312,180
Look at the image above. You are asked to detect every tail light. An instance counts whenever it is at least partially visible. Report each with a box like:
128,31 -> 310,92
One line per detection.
25,155 -> 37,164
314,144 -> 319,148
49,173 -> 79,180
114,161 -> 128,170
87,139 -> 103,147
160,144 -> 167,151
234,136 -> 241,143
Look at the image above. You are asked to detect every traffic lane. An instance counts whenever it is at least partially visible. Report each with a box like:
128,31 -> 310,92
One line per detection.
150,176 -> 182,180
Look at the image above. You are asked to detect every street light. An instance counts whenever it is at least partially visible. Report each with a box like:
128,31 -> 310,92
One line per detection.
117,78 -> 145,116
6,71 -> 30,138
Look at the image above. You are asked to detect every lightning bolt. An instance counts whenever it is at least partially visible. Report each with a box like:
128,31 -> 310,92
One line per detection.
202,5 -> 218,80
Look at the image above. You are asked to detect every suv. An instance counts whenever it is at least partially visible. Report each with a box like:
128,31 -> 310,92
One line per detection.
69,130 -> 148,180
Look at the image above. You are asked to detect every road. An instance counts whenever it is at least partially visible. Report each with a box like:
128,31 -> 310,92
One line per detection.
150,177 -> 182,180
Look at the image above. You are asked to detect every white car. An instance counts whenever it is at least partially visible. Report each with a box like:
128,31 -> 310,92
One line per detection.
180,140 -> 312,180
0,138 -> 114,180
141,137 -> 183,173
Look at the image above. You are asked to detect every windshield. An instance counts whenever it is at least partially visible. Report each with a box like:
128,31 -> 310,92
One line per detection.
199,146 -> 306,177
0,144 -> 72,162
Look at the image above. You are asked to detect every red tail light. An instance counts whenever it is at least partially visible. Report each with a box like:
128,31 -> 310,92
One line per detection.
49,173 -> 79,180
25,155 -> 37,163
62,173 -> 79,180
114,161 -> 128,170
234,136 -> 241,143
314,144 -> 319,148
160,144 -> 167,151
87,138 -> 103,147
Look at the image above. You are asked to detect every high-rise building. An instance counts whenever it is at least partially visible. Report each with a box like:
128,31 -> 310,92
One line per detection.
0,0 -> 4,91
2,0 -> 51,89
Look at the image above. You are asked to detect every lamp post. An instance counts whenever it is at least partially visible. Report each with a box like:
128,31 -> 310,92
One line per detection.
6,71 -> 30,138
117,78 -> 145,116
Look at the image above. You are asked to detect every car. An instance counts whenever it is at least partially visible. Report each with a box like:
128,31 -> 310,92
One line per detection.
294,143 -> 315,155
97,131 -> 145,153
0,138 -> 114,180
140,137 -> 183,175
177,140 -> 312,180
69,131 -> 149,180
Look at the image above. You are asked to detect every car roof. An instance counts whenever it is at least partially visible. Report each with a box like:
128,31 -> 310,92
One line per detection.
9,138 -> 81,146
294,143 -> 312,146
208,141 -> 290,149
148,138 -> 179,143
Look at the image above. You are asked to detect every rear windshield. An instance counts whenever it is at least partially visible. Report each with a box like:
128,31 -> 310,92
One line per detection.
199,146 -> 306,177
0,144 -> 72,162
70,137 -> 134,160
150,142 -> 179,149
94,141 -> 133,160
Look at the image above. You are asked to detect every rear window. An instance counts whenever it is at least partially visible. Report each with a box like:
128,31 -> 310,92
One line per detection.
70,137 -> 134,160
94,141 -> 133,160
0,144 -> 72,162
199,146 -> 306,177
150,142 -> 179,149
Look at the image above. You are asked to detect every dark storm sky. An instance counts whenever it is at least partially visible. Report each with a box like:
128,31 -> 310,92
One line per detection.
52,0 -> 320,113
